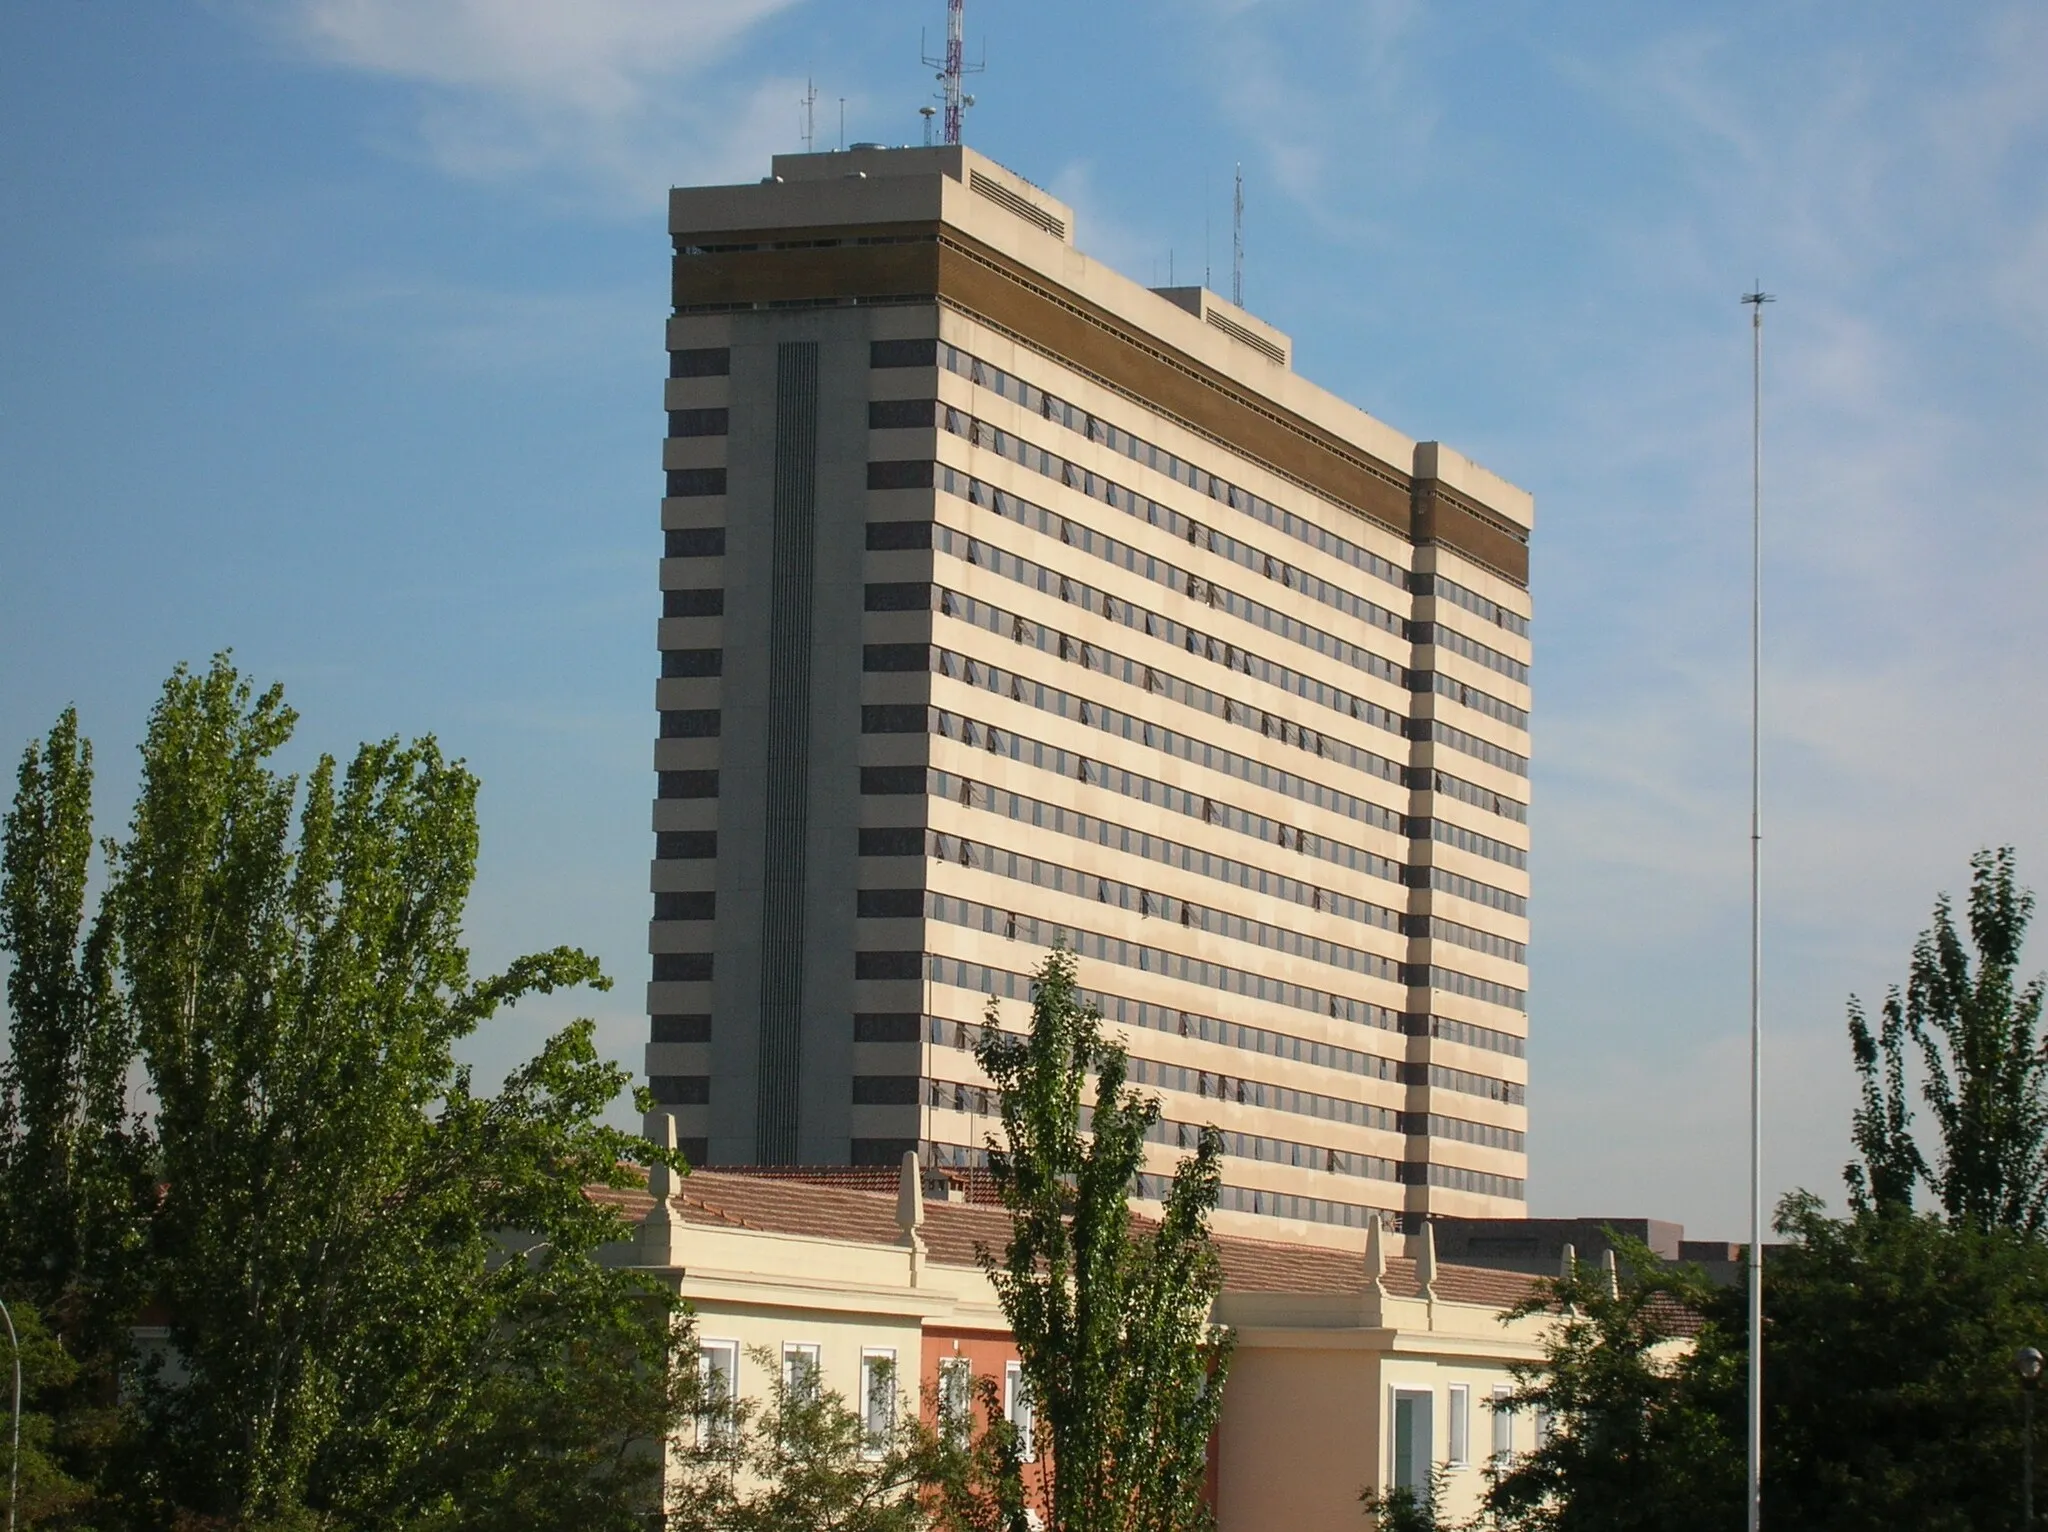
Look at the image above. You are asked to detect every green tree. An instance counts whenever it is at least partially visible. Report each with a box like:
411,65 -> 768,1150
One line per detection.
670,1347 -> 954,1532
0,1297 -> 96,1528
971,947 -> 1232,1532
1483,1238 -> 1742,1532
0,707 -> 150,1332
1846,848 -> 2048,1229
3,657 -> 692,1530
1359,1464 -> 1454,1531
1757,1195 -> 2048,1531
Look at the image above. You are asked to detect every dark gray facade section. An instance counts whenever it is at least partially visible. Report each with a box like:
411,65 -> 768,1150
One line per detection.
754,341 -> 822,1163
791,320 -> 882,1163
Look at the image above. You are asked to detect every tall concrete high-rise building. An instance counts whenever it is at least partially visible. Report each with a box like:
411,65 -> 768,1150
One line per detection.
648,145 -> 1532,1245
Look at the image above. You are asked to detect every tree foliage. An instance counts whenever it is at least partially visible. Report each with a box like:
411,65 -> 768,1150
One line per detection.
0,707 -> 151,1336
1847,847 -> 2048,1230
972,947 -> 1232,1532
1481,1239 -> 1741,1532
670,1348 -> 956,1532
1,657 -> 689,1530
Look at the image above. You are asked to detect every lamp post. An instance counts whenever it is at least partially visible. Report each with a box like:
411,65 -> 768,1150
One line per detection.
1,1295 -> 18,1532
2018,1346 -> 2044,1528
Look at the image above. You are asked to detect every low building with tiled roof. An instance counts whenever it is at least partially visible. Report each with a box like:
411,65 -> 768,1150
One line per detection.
599,1147 -> 1566,1531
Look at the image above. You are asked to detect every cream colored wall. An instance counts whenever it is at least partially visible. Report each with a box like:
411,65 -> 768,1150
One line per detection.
1213,1291 -> 1549,1532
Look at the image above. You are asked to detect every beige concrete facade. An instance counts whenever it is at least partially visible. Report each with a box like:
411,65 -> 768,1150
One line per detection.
603,1161 -> 1553,1529
649,144 -> 1534,1243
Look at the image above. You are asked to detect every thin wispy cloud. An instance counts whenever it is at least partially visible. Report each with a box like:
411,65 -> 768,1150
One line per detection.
258,0 -> 807,207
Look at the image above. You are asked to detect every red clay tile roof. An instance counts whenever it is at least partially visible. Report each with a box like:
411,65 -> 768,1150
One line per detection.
591,1169 -> 1547,1308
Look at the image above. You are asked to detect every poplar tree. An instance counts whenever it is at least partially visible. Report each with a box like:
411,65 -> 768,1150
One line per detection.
2,657 -> 692,1529
0,706 -> 149,1329
972,947 -> 1232,1532
1845,848 -> 2048,1230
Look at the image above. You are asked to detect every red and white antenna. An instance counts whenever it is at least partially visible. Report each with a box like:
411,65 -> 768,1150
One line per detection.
921,0 -> 983,145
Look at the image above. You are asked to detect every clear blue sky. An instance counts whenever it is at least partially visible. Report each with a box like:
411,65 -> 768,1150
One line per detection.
5,1 -> 2046,1237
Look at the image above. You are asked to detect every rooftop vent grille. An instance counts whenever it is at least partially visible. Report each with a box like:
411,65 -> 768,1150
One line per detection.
1206,310 -> 1287,366
969,170 -> 1067,240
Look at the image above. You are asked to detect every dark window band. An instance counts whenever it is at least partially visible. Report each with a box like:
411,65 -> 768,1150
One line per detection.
665,527 -> 726,557
669,407 -> 730,437
852,1075 -> 920,1105
666,468 -> 727,498
652,953 -> 714,982
656,831 -> 718,859
658,770 -> 720,799
670,347 -> 731,378
868,460 -> 934,491
663,587 -> 725,617
660,709 -> 721,738
653,891 -> 717,920
651,1014 -> 712,1043
870,338 -> 937,369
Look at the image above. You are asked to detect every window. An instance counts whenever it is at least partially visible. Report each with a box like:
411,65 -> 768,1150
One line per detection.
860,1350 -> 897,1457
650,1014 -> 710,1043
1491,1385 -> 1514,1466
661,648 -> 724,678
870,338 -> 937,369
663,587 -> 724,617
868,460 -> 934,490
869,398 -> 937,429
1004,1361 -> 1036,1461
651,954 -> 712,982
1535,1405 -> 1554,1449
668,407 -> 729,437
782,1343 -> 821,1404
659,709 -> 721,739
1391,1389 -> 1433,1496
698,1341 -> 738,1445
851,1075 -> 919,1105
653,891 -> 715,920
650,1075 -> 709,1105
939,1357 -> 973,1446
666,468 -> 727,498
855,951 -> 920,981
658,770 -> 720,800
664,527 -> 726,557
853,1012 -> 920,1042
1448,1384 -> 1470,1468
670,346 -> 731,378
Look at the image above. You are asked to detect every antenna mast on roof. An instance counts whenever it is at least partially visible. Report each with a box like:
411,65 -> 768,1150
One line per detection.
1232,163 -> 1244,306
800,78 -> 818,153
921,0 -> 983,145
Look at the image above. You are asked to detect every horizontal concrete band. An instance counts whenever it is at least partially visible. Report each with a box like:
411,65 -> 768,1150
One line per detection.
670,224 -> 1530,587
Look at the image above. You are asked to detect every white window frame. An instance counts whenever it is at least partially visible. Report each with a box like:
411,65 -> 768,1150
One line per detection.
859,1348 -> 898,1459
1389,1386 -> 1434,1496
939,1355 -> 974,1446
782,1342 -> 822,1403
1448,1383 -> 1470,1468
1490,1384 -> 1515,1466
697,1339 -> 739,1446
1005,1360 -> 1036,1462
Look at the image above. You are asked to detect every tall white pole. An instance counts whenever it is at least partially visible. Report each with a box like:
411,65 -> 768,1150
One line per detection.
1,1295 -> 18,1532
1742,283 -> 1772,1532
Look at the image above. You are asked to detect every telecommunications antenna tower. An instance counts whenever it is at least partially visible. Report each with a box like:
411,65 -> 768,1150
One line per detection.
800,77 -> 818,153
921,0 -> 984,145
1232,163 -> 1245,306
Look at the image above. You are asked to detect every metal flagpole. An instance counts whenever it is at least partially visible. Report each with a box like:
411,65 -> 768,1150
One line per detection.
1741,282 -> 1774,1532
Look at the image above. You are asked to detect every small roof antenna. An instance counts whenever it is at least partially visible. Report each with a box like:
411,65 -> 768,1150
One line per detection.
920,0 -> 985,145
800,77 -> 818,153
919,105 -> 937,146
